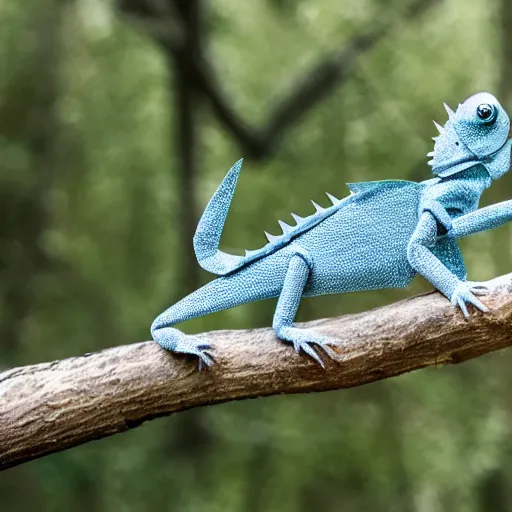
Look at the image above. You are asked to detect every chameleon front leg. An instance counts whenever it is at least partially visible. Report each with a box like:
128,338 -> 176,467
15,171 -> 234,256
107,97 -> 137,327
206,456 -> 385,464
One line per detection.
407,212 -> 488,317
450,200 -> 512,292
273,253 -> 338,367
450,199 -> 512,239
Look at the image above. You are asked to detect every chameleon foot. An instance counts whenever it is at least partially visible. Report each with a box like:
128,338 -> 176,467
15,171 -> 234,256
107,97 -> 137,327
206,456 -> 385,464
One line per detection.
175,337 -> 214,370
153,328 -> 214,370
276,326 -> 339,367
465,281 -> 490,295
450,283 -> 489,318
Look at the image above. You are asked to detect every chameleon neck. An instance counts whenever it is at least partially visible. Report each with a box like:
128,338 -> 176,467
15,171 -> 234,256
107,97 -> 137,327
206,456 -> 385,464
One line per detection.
432,165 -> 492,217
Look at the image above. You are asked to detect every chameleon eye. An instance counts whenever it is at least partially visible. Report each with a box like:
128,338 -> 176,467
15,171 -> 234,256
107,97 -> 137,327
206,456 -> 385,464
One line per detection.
476,103 -> 496,123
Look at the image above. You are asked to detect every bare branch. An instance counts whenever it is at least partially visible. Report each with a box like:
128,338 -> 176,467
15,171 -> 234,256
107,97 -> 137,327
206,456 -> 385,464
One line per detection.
2,272 -> 512,471
253,27 -> 391,158
191,0 -> 442,159
244,0 -> 442,159
117,0 -> 442,160
116,0 -> 185,48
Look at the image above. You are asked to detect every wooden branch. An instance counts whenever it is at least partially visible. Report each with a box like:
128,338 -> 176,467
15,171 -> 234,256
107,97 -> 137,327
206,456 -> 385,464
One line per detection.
2,273 -> 512,471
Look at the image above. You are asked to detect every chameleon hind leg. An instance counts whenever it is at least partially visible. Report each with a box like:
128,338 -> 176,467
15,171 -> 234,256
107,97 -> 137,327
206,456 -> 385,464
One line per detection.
273,254 -> 338,367
152,326 -> 214,369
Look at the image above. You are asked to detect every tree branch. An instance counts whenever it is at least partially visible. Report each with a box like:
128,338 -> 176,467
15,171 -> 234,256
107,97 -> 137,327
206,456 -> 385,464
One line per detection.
117,0 -> 442,160
237,0 -> 442,160
2,273 -> 512,470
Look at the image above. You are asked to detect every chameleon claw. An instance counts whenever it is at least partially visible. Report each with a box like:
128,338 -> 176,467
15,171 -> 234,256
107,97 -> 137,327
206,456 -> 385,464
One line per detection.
277,326 -> 339,367
468,295 -> 489,314
197,352 -> 215,371
451,283 -> 489,318
456,297 -> 469,318
318,342 -> 338,360
171,336 -> 215,368
296,339 -> 341,367
470,287 -> 490,297
465,281 -> 490,296
293,340 -> 325,367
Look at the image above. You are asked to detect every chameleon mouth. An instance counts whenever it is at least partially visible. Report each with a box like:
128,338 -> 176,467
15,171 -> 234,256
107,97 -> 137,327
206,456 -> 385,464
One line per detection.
431,154 -> 479,173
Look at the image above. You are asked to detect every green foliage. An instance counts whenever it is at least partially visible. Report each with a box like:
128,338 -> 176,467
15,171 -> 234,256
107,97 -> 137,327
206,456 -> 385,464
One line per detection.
1,0 -> 512,510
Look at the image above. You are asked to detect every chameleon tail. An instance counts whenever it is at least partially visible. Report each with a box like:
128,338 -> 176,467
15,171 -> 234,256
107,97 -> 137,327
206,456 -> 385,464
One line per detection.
151,264 -> 284,365
193,159 -> 245,275
152,274 -> 250,334
150,279 -> 233,366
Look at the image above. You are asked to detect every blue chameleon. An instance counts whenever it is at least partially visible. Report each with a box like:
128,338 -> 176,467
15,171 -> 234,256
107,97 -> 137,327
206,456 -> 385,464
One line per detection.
151,92 -> 512,368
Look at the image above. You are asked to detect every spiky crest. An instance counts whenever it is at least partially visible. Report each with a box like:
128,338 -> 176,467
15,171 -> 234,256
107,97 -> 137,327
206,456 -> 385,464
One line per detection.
443,102 -> 455,120
278,220 -> 293,233
264,231 -> 280,243
325,192 -> 340,204
433,120 -> 443,134
311,200 -> 325,213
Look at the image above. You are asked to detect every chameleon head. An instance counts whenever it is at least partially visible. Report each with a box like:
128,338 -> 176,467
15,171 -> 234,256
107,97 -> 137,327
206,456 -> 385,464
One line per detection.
428,92 -> 512,181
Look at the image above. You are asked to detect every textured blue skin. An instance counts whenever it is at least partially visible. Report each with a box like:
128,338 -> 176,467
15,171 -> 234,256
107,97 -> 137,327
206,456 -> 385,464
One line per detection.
152,92 -> 512,368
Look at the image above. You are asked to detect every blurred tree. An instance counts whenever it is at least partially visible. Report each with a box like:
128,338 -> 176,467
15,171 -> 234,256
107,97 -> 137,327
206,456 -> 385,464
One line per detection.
3,0 -> 512,510
0,0 -> 62,361
0,1 -> 68,508
494,0 -> 512,272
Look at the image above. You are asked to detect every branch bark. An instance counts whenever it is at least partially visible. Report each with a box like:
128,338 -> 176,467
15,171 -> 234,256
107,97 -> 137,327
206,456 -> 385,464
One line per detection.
2,273 -> 512,471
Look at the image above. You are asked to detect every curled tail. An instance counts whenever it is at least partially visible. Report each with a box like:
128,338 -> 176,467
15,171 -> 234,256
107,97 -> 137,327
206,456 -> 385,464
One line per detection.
193,159 -> 244,275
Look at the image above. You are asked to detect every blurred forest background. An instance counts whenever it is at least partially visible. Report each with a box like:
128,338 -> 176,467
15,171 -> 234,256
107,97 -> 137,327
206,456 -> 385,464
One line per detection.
2,0 -> 512,510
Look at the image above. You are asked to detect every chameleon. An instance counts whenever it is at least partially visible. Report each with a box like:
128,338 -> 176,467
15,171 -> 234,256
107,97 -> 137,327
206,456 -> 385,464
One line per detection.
151,92 -> 512,368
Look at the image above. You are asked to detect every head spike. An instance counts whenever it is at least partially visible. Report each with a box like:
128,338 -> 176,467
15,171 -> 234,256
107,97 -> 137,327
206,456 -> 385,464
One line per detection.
291,213 -> 304,224
432,136 -> 438,142
325,192 -> 340,205
278,220 -> 293,233
433,120 -> 444,134
443,102 -> 455,119
311,200 -> 325,213
427,151 -> 435,157
427,159 -> 434,166
264,231 -> 280,243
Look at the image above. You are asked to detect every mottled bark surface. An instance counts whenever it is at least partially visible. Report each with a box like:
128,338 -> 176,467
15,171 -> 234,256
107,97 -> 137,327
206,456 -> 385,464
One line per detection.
2,274 -> 512,471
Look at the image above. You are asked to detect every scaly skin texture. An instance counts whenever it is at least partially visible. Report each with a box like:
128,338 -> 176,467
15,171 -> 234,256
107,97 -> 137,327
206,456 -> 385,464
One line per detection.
151,92 -> 512,368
